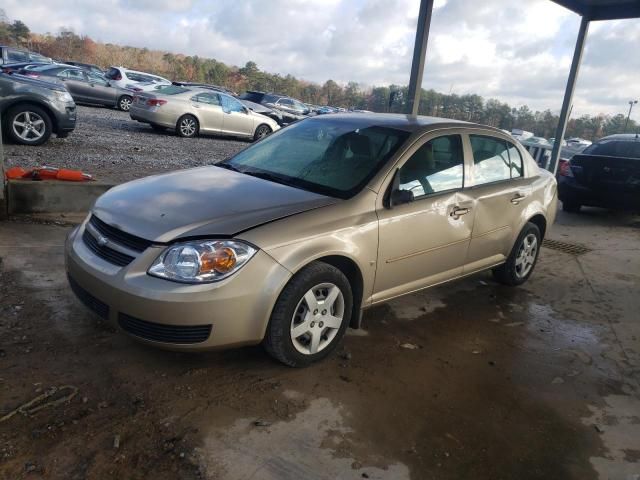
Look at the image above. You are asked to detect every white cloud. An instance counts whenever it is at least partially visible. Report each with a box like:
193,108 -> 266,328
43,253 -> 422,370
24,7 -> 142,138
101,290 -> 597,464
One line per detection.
3,0 -> 639,119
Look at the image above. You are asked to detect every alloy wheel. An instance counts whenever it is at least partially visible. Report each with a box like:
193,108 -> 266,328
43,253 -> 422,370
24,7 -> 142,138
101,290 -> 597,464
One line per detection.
256,125 -> 270,139
515,233 -> 538,279
290,283 -> 345,355
12,111 -> 45,142
119,97 -> 132,111
180,117 -> 196,137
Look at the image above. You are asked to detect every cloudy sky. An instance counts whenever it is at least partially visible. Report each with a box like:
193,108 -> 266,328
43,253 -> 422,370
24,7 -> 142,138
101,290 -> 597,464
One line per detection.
4,0 -> 640,119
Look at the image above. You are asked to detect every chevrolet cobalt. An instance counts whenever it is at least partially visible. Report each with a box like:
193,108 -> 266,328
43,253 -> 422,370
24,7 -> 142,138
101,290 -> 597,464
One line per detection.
66,114 -> 557,366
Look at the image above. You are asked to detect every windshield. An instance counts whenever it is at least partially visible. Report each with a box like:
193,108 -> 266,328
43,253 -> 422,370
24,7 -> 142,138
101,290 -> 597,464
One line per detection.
219,117 -> 410,199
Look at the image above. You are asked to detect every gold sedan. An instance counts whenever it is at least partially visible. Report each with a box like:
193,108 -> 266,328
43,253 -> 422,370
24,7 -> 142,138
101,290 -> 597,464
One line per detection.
129,85 -> 280,141
66,114 -> 557,366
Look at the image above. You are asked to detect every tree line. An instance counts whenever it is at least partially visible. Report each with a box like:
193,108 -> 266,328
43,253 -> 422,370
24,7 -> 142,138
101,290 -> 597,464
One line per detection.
1,11 -> 637,140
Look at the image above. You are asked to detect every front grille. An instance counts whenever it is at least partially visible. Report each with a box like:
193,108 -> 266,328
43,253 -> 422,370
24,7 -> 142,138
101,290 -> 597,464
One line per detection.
83,229 -> 134,266
118,313 -> 212,344
68,275 -> 109,320
89,215 -> 152,253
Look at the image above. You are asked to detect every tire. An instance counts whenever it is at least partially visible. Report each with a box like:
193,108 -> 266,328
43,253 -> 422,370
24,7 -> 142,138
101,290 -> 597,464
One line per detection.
562,201 -> 581,213
253,124 -> 272,141
263,261 -> 353,367
150,124 -> 167,132
492,222 -> 541,286
176,115 -> 198,138
5,105 -> 52,146
117,95 -> 133,112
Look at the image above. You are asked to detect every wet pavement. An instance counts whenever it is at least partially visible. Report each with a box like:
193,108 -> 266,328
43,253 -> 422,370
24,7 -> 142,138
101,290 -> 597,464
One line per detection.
0,208 -> 638,479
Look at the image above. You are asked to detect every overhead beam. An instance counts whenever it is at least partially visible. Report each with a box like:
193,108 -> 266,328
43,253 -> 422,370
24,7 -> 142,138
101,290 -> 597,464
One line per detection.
406,0 -> 435,116
549,15 -> 590,174
550,0 -> 640,21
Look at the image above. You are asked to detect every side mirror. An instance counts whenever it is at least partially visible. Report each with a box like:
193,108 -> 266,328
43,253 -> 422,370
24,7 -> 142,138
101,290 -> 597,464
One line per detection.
242,106 -> 250,114
390,189 -> 414,207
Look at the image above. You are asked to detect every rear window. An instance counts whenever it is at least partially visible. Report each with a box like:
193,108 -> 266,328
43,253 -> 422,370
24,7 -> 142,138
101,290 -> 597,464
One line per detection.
583,140 -> 640,159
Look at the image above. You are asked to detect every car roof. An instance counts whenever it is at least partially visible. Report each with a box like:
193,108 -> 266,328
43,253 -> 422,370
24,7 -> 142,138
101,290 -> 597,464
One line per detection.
303,112 -> 498,134
598,133 -> 640,142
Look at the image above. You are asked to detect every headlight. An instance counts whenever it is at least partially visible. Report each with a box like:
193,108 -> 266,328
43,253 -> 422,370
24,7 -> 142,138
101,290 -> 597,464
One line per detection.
53,90 -> 74,103
148,240 -> 257,283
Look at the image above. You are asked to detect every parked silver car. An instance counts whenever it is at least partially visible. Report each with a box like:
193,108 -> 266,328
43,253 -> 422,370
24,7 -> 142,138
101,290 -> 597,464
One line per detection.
129,86 -> 280,140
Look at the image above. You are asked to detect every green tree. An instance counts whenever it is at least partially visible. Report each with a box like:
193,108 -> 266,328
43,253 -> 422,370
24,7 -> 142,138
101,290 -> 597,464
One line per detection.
9,20 -> 29,45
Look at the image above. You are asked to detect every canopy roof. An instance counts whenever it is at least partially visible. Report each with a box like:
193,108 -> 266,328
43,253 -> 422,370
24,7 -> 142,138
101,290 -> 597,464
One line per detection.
550,0 -> 640,21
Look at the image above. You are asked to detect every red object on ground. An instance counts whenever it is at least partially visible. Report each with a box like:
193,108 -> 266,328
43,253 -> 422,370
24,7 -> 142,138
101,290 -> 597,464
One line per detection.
4,166 -> 94,182
5,167 -> 30,179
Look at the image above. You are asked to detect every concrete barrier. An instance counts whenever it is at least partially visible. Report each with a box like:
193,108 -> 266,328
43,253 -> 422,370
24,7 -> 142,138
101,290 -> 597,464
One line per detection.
7,180 -> 114,214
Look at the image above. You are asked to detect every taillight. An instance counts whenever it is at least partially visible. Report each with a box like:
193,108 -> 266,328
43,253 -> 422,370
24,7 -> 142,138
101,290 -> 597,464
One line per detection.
558,159 -> 573,177
146,99 -> 167,107
25,72 -> 40,78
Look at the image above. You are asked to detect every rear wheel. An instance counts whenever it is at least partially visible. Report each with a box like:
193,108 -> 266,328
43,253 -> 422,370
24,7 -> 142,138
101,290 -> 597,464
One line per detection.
492,222 -> 541,286
5,105 -> 52,146
562,201 -> 581,213
264,262 -> 352,367
117,95 -> 132,111
253,124 -> 272,141
176,115 -> 198,138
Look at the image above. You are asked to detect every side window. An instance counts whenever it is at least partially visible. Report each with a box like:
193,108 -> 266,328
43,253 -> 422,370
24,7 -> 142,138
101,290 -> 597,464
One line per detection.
507,142 -> 523,178
399,135 -> 464,197
59,69 -> 85,81
221,95 -> 244,113
87,73 -> 108,85
192,93 -> 221,106
470,135 -> 511,185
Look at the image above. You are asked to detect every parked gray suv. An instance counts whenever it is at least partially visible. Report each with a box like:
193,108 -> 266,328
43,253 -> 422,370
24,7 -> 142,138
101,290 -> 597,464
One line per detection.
1,72 -> 76,145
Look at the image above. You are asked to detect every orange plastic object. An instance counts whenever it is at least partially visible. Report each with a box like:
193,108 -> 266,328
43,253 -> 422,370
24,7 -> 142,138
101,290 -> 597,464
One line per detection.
56,169 -> 93,182
5,167 -> 31,179
35,166 -> 59,179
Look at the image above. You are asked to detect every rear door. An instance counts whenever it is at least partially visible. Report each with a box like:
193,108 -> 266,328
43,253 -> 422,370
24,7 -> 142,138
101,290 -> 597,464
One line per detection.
221,95 -> 254,136
190,92 -> 224,132
461,134 -> 536,273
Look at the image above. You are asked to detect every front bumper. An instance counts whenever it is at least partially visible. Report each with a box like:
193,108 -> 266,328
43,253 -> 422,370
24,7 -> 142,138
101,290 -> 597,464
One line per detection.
64,222 -> 291,351
52,100 -> 77,135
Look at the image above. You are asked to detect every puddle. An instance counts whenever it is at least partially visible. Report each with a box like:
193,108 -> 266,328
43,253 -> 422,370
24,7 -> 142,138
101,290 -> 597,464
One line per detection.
201,396 -> 410,480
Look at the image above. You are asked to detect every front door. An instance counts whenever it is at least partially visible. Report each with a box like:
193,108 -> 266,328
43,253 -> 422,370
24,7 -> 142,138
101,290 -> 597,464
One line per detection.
58,69 -> 92,103
462,134 -> 536,273
373,132 -> 475,303
190,92 -> 224,132
221,95 -> 254,136
84,72 -> 117,106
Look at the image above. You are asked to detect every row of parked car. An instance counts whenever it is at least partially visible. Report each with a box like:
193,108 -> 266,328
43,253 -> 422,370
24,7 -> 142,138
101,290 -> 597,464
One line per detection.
0,46 -> 360,146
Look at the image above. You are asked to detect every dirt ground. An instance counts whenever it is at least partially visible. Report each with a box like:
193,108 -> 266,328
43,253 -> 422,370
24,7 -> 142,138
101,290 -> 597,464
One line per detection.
0,208 -> 639,480
3,105 -> 247,184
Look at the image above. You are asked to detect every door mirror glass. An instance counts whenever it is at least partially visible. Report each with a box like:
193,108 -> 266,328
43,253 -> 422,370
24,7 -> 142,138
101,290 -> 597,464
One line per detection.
390,188 -> 415,206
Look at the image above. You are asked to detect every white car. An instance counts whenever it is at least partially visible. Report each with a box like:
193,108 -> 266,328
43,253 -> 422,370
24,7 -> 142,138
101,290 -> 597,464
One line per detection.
105,67 -> 171,92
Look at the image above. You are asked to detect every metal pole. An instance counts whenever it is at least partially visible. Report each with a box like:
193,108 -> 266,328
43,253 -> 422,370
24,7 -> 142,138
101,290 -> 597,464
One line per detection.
0,110 -> 6,219
624,100 -> 637,132
549,15 -> 589,175
406,0 -> 435,116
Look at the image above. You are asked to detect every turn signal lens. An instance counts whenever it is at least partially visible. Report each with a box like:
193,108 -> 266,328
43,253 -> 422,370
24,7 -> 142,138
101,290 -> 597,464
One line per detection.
201,247 -> 237,274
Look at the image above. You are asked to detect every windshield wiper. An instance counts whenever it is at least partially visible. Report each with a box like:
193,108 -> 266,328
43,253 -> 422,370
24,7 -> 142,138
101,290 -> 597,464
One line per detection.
215,162 -> 242,173
241,169 -> 291,186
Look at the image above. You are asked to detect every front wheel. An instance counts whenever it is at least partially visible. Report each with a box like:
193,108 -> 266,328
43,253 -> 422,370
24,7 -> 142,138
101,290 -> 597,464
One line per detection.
253,124 -> 272,141
176,115 -> 198,138
263,262 -> 352,367
117,95 -> 132,111
492,222 -> 541,286
5,105 -> 52,146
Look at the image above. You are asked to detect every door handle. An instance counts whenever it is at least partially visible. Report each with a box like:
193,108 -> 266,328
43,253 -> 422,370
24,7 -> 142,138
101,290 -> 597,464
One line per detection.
192,104 -> 201,108
510,193 -> 527,205
450,207 -> 470,219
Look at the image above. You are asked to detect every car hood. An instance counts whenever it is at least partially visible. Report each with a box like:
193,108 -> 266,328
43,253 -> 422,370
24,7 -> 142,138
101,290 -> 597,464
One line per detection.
92,166 -> 339,243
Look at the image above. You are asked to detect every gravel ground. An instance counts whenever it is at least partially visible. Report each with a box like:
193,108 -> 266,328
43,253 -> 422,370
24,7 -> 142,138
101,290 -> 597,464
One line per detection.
4,105 -> 248,184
